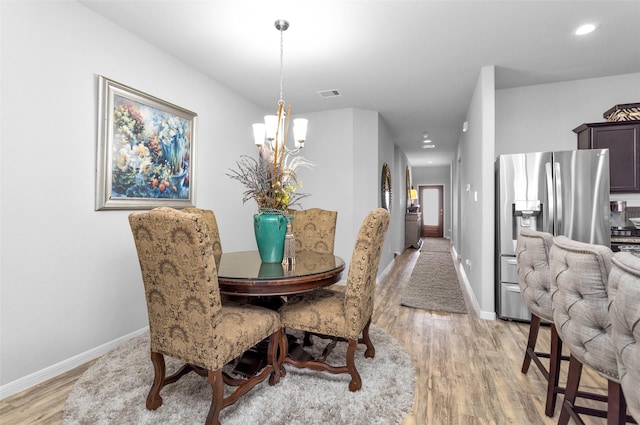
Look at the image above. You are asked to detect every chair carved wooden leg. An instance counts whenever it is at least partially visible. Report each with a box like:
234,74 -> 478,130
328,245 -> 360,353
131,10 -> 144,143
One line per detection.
360,319 -> 375,358
277,328 -> 288,378
268,329 -> 283,385
346,338 -> 362,392
205,370 -> 224,425
146,352 -> 166,410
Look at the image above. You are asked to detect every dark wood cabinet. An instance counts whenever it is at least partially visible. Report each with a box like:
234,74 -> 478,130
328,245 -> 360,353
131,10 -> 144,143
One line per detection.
574,121 -> 640,193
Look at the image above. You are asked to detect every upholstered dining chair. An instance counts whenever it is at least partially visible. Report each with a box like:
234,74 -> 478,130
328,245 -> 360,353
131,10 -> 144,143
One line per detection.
291,208 -> 338,254
516,228 -> 566,417
609,252 -> 640,422
129,207 -> 284,425
183,207 -> 223,259
549,236 -> 632,425
290,208 -> 339,345
278,208 -> 390,391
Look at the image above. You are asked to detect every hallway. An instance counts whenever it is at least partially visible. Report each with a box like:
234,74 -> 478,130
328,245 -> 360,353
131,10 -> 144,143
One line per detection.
375,244 -> 611,425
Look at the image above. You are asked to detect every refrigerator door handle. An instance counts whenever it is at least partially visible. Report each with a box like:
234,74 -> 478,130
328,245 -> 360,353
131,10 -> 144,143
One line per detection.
554,161 -> 562,234
505,284 -> 522,294
545,161 -> 554,233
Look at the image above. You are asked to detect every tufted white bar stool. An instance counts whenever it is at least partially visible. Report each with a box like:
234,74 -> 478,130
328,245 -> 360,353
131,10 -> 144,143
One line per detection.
516,228 -> 566,416
550,236 -> 634,425
609,252 -> 640,422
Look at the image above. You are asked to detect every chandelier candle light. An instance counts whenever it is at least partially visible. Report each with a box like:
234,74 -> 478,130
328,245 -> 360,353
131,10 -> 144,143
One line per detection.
253,20 -> 308,159
228,19 -> 313,263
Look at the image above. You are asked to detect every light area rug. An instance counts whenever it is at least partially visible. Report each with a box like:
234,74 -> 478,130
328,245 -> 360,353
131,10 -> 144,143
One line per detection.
63,325 -> 415,425
420,237 -> 451,252
400,251 -> 468,314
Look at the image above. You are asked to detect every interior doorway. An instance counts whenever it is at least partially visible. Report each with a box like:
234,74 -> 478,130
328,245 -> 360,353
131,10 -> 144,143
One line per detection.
420,185 -> 444,238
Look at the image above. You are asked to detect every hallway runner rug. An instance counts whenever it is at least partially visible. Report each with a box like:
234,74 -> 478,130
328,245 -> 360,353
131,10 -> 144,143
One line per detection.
400,250 -> 468,314
419,237 -> 451,252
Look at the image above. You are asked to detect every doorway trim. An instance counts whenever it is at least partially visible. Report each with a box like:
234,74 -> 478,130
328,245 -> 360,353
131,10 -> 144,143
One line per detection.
419,184 -> 444,238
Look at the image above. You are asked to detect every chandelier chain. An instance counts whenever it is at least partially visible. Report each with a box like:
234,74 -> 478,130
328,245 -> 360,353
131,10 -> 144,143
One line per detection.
279,23 -> 285,106
248,19 -> 305,155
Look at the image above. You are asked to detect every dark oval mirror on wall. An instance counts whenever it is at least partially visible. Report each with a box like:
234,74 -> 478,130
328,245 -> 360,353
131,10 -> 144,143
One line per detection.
381,163 -> 392,211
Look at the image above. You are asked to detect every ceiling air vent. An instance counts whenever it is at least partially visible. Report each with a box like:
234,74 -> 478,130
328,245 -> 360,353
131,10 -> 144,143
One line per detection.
317,89 -> 342,98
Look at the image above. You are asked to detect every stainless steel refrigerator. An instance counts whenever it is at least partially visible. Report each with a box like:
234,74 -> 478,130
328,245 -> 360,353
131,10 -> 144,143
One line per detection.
495,150 -> 610,321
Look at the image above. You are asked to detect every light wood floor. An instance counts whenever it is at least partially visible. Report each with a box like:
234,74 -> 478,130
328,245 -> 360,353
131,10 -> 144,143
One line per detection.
0,245 -> 615,425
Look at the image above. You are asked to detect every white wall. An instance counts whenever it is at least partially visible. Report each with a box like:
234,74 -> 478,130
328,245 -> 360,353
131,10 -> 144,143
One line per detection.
0,2 -> 398,397
293,108 -> 399,270
393,145 -> 411,251
377,116 -> 400,266
455,66 -> 496,319
288,109 -> 356,269
496,72 -> 640,206
0,0 -> 265,392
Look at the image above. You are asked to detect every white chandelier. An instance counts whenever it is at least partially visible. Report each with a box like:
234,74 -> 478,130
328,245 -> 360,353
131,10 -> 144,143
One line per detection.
252,19 -> 308,154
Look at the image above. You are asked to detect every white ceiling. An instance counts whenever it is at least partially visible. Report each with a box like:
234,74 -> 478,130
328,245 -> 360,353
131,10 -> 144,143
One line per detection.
79,0 -> 640,167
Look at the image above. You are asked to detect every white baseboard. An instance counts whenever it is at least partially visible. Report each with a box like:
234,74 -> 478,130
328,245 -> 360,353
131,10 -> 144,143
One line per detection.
0,326 -> 149,400
479,310 -> 497,320
451,245 -> 495,321
378,255 -> 395,283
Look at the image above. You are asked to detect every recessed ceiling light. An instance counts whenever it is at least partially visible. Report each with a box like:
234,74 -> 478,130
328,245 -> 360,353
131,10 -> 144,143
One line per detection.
575,23 -> 596,35
422,145 -> 435,149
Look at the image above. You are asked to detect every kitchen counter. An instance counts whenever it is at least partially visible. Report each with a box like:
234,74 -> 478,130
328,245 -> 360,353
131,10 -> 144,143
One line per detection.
611,237 -> 640,244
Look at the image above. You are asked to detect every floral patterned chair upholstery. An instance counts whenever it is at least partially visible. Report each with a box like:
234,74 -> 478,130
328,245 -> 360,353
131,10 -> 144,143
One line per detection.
183,207 -> 223,259
291,208 -> 338,254
549,236 -> 631,425
129,207 -> 284,425
609,252 -> 640,422
278,208 -> 390,391
516,228 -> 565,416
290,208 -> 339,344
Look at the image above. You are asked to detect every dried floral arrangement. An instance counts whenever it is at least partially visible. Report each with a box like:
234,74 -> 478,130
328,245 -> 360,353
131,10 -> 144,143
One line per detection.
227,145 -> 313,210
227,106 -> 313,211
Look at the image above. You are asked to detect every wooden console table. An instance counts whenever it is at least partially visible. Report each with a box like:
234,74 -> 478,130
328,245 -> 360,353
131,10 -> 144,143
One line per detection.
405,212 -> 423,249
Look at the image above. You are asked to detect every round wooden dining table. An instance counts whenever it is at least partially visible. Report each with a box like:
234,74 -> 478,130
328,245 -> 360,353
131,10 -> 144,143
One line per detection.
216,250 -> 345,297
215,250 -> 345,376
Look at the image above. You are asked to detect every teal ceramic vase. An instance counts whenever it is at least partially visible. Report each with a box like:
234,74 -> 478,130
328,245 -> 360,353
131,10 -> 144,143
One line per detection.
253,212 -> 289,263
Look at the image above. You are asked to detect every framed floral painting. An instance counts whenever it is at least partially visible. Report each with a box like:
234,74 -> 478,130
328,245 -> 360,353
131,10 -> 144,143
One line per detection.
95,76 -> 197,210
